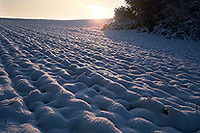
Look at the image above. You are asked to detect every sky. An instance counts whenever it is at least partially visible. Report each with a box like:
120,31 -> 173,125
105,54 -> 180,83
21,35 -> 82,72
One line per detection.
0,0 -> 124,20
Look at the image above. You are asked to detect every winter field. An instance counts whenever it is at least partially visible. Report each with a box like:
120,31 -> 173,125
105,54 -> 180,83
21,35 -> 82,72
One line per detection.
0,18 -> 200,133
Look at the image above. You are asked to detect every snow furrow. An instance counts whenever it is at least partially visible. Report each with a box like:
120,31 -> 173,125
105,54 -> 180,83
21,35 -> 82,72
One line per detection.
0,19 -> 200,133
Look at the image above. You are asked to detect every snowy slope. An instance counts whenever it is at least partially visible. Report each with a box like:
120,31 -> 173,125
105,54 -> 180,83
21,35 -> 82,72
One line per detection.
0,18 -> 200,133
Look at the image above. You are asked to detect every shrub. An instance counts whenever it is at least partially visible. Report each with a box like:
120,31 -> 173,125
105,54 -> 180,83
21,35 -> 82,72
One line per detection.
104,0 -> 200,40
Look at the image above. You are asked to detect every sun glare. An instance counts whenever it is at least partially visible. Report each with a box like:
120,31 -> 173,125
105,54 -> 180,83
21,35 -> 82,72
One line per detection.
88,5 -> 106,19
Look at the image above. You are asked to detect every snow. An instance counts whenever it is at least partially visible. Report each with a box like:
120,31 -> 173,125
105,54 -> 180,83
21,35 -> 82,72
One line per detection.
0,18 -> 200,132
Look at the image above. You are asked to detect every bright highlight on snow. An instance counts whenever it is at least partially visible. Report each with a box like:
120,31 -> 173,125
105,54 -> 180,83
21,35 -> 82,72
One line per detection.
0,18 -> 200,133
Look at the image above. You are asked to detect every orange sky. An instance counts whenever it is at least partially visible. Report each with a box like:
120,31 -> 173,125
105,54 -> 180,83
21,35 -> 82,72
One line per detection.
0,0 -> 124,20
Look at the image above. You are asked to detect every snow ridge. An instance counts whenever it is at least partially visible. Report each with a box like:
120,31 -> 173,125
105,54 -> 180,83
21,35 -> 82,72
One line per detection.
0,19 -> 200,133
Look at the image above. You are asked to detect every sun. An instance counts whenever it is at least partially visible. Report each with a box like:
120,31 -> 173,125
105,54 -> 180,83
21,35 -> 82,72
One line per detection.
88,5 -> 106,19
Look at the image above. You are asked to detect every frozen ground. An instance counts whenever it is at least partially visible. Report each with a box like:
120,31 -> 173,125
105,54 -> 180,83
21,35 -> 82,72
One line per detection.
0,18 -> 200,133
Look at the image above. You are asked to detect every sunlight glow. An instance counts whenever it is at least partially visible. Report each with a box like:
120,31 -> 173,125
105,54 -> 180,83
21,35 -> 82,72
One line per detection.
0,0 -> 125,20
88,5 -> 106,19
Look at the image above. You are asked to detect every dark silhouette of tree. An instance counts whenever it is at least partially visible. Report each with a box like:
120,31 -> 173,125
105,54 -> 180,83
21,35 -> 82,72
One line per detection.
105,0 -> 200,40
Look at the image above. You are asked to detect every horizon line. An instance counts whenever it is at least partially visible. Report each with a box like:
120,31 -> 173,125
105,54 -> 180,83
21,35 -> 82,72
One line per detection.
0,16 -> 113,21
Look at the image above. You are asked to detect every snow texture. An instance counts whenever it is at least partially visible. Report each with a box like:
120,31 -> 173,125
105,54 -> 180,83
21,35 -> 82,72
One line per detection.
0,18 -> 200,133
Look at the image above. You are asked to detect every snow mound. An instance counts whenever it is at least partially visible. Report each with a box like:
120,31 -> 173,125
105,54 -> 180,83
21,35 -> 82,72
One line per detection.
0,18 -> 200,132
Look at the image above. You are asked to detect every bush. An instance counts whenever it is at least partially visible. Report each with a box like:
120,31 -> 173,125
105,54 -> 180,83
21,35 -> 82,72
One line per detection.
103,0 -> 200,40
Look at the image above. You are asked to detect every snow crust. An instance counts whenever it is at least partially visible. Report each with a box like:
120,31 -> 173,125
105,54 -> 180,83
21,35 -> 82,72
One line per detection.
0,18 -> 200,132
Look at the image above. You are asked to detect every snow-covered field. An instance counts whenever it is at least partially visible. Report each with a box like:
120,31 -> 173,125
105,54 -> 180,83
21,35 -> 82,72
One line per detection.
0,18 -> 200,133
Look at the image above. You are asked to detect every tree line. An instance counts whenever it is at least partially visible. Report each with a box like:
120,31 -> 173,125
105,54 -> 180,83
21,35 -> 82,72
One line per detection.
103,0 -> 200,40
